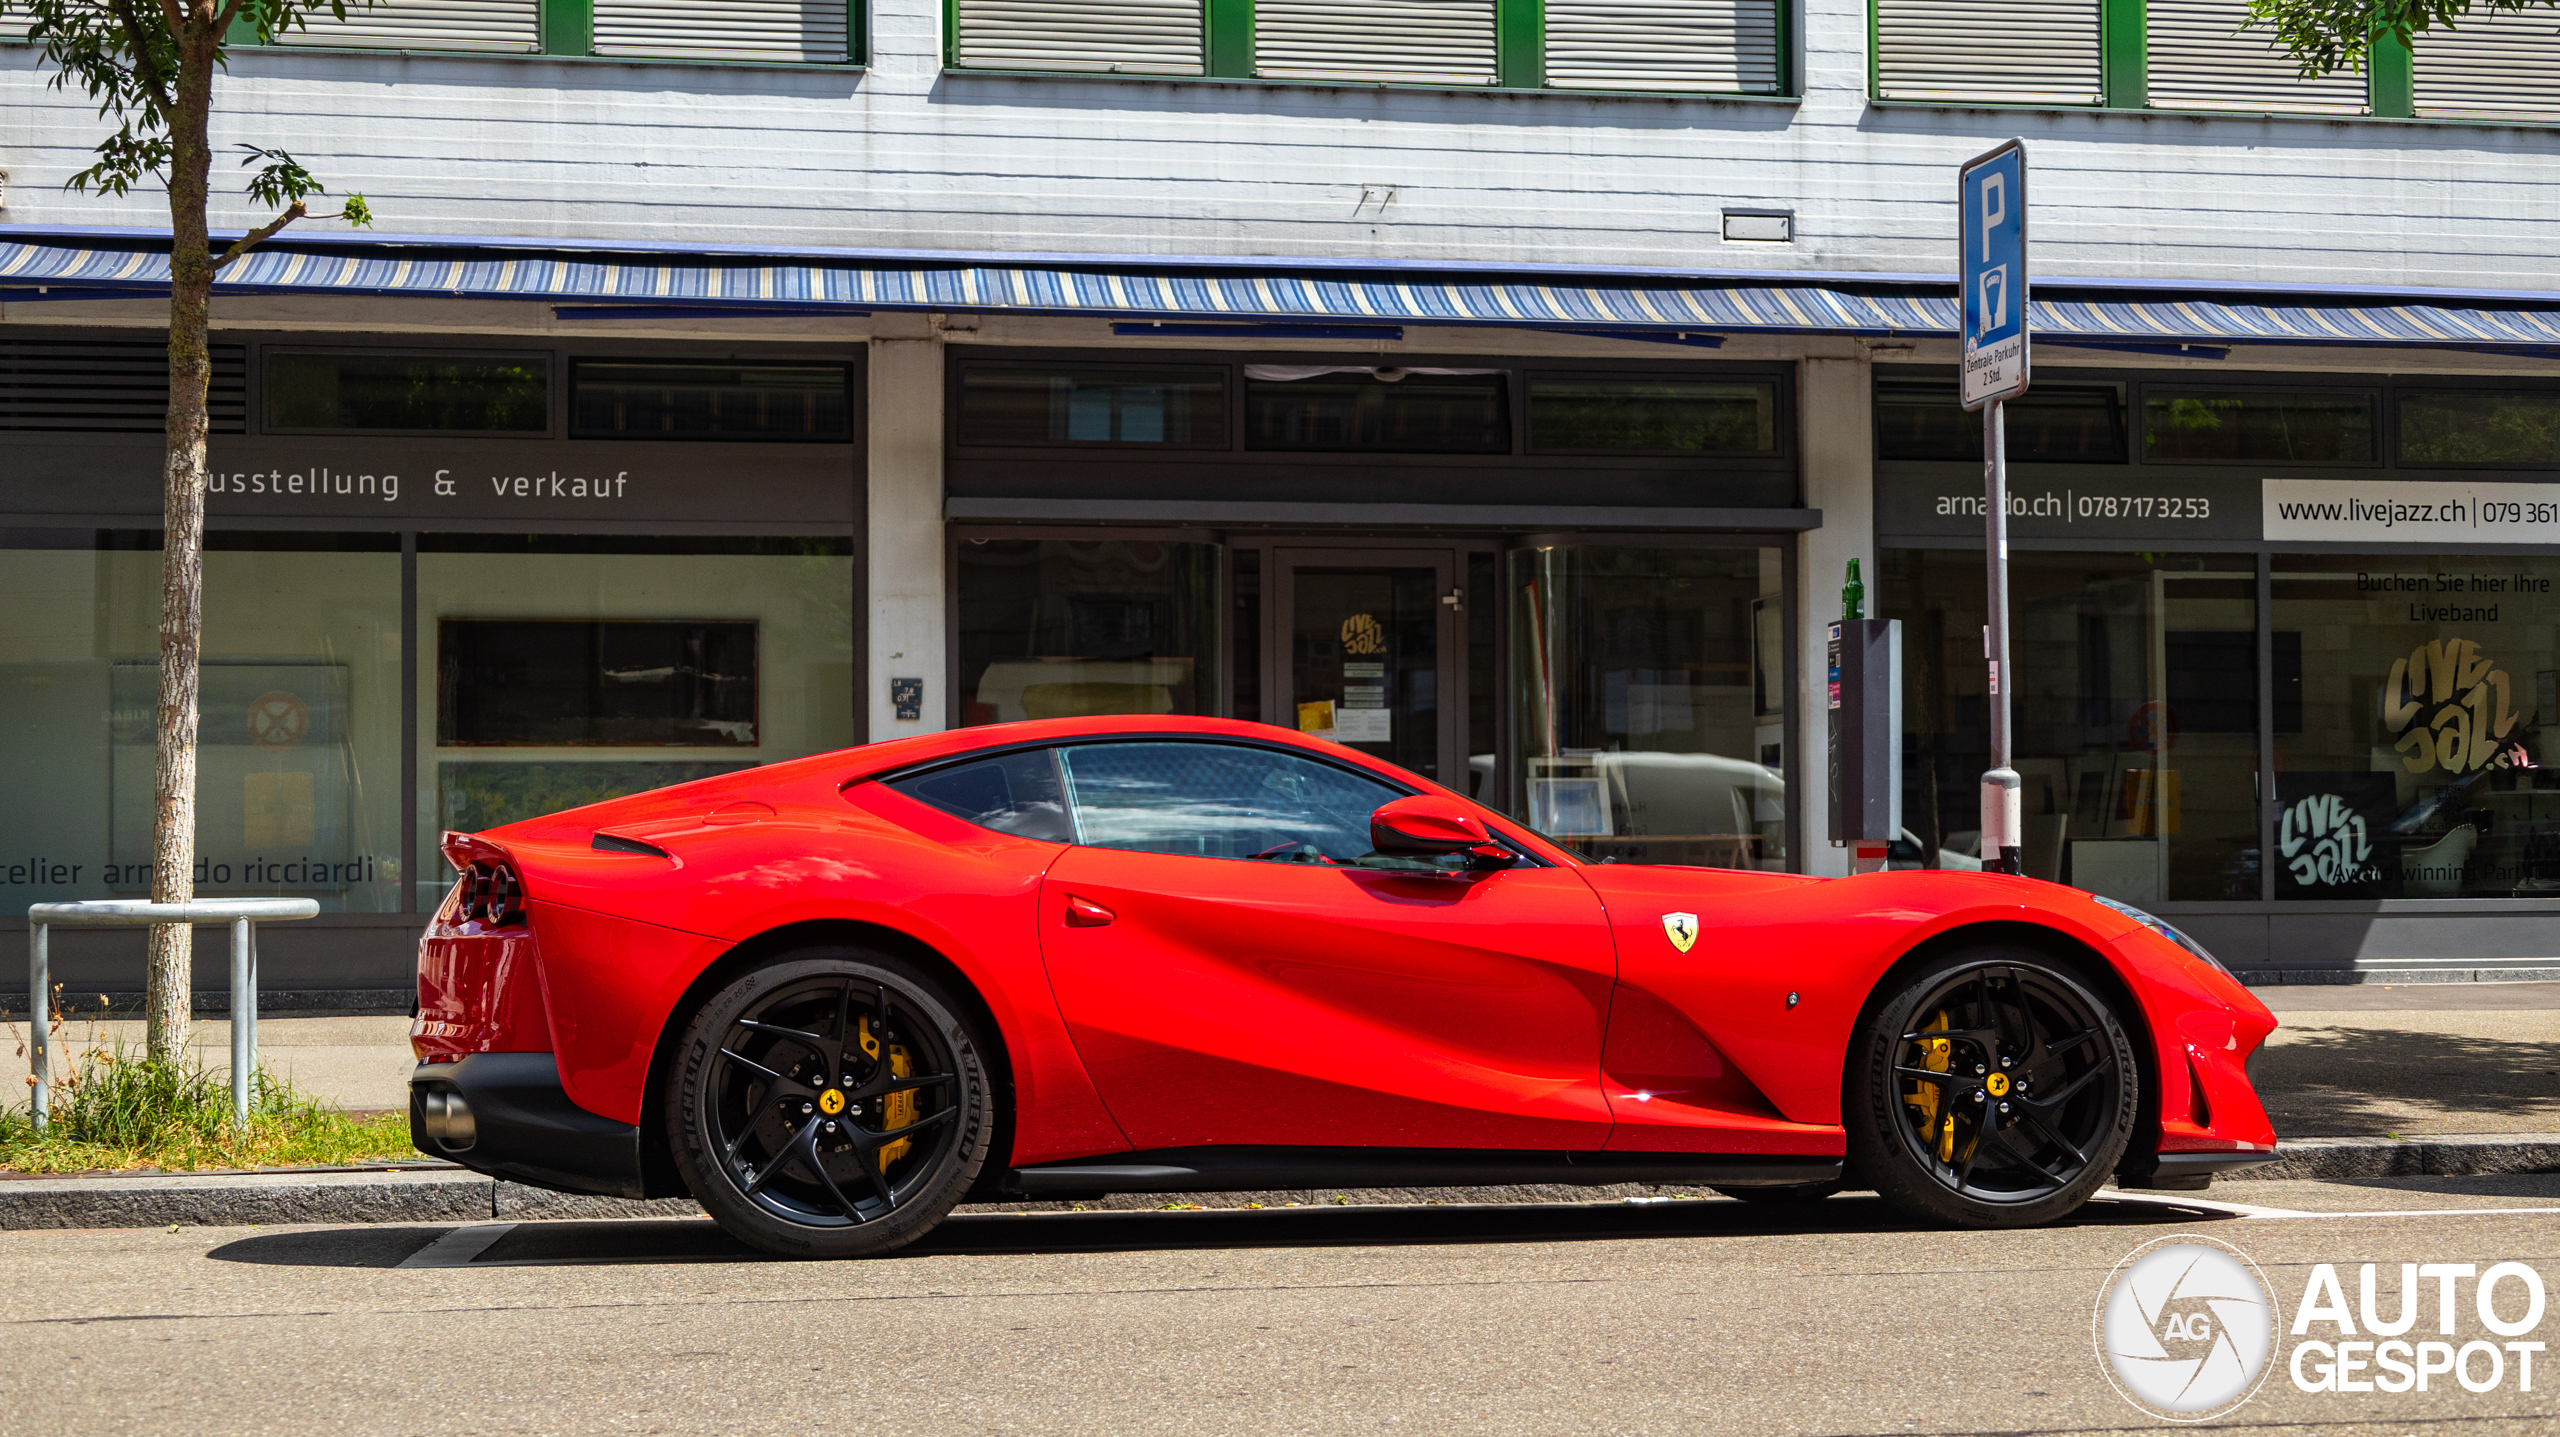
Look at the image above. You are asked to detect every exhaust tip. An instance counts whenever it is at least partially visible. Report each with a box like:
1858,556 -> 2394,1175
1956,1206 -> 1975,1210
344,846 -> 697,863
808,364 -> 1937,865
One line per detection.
419,1089 -> 477,1152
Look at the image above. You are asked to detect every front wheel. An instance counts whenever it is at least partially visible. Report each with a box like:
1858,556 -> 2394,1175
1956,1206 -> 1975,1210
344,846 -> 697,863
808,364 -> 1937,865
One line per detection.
1846,948 -> 2138,1228
668,950 -> 993,1258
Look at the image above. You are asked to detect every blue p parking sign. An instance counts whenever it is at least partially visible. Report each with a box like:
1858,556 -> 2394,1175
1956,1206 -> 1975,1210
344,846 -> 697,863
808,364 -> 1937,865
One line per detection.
1960,140 -> 2029,409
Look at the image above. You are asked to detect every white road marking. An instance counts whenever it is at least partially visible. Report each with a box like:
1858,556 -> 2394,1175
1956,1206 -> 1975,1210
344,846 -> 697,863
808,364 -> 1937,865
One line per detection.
2097,1191 -> 2560,1222
397,1223 -> 519,1269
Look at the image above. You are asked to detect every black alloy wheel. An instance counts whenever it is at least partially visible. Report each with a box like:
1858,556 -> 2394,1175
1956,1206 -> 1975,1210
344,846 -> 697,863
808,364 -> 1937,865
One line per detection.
669,951 -> 992,1258
1847,948 -> 2138,1228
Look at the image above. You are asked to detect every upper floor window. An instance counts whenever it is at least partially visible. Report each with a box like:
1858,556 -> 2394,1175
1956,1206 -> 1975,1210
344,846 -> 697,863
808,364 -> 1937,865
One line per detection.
1874,0 -> 2102,106
1244,366 -> 1510,453
2398,390 -> 2560,468
278,0 -> 542,52
572,361 -> 851,441
255,0 -> 861,63
955,365 -> 1229,447
948,0 -> 1787,95
2140,389 -> 2376,465
1528,375 -> 1778,454
268,352 -> 549,433
1875,380 -> 2126,464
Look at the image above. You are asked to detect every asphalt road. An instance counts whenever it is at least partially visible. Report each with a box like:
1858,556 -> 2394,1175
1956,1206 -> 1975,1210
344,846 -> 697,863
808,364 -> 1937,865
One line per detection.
4,1177 -> 2557,1436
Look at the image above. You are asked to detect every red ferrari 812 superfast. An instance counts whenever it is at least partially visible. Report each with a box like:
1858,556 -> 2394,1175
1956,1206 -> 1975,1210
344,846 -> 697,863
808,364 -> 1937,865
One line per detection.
410,715 -> 2278,1257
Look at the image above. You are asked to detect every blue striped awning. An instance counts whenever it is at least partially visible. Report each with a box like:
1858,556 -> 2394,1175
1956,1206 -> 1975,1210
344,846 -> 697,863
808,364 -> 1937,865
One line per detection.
7,229 -> 2560,351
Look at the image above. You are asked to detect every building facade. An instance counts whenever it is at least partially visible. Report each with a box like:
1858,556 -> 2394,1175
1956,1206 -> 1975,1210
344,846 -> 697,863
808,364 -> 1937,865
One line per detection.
5,0 -> 2560,995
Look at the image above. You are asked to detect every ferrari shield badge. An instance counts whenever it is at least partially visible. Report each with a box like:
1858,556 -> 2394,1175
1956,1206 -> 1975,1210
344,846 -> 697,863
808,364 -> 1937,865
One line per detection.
1661,912 -> 1700,953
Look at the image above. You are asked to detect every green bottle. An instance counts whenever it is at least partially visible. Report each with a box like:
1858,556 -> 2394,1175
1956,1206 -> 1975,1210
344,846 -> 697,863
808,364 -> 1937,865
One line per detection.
1842,558 -> 1865,620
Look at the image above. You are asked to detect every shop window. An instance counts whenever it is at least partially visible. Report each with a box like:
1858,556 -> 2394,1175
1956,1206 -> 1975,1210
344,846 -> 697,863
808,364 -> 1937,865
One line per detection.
417,535 -> 854,910
1527,376 -> 1777,454
438,620 -> 759,746
955,538 -> 1221,726
0,530 -> 404,914
1873,380 -> 2126,463
1882,549 -> 2259,902
268,352 -> 549,433
2397,390 -> 2560,467
1509,544 -> 1787,871
572,361 -> 851,442
955,365 -> 1227,447
2271,555 -> 2560,900
1244,366 -> 1509,453
2140,388 -> 2375,464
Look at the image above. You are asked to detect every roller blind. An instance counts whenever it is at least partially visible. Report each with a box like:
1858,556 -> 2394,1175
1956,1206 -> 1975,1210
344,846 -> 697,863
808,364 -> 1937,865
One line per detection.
1543,0 -> 1781,93
2414,10 -> 2560,119
594,1 -> 852,62
1874,0 -> 2101,105
1255,0 -> 1498,85
276,0 -> 540,52
2147,0 -> 2365,113
954,0 -> 1204,74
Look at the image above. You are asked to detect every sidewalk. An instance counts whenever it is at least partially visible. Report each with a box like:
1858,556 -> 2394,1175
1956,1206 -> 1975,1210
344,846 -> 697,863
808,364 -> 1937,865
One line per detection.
2249,981 -> 2560,1138
1,1015 -> 414,1112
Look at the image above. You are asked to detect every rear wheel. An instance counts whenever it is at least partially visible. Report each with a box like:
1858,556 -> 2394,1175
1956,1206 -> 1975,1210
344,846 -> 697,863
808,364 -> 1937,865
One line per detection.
1847,948 -> 2138,1228
669,950 -> 992,1258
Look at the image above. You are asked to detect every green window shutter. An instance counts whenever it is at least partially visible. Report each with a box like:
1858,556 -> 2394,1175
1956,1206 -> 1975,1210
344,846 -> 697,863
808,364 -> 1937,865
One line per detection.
1543,0 -> 1782,94
2100,0 -> 2144,108
1874,0 -> 2102,105
1255,0 -> 1499,85
2369,27 -> 2413,116
276,0 -> 542,51
592,1 -> 851,60
541,0 -> 592,55
2147,0 -> 2365,112
1205,0 -> 1255,75
2412,9 -> 2560,120
954,0 -> 1206,74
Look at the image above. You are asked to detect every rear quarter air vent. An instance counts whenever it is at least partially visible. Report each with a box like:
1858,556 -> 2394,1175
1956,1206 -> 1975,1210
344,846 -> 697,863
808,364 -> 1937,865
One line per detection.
0,335 -> 247,434
592,831 -> 672,857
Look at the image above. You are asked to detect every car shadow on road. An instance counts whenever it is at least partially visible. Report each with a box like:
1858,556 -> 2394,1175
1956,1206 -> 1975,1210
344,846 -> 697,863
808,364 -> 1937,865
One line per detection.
204,1191 -> 2233,1269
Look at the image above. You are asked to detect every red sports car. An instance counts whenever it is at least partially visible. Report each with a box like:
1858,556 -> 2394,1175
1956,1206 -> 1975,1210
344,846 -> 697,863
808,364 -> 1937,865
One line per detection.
410,715 -> 2278,1257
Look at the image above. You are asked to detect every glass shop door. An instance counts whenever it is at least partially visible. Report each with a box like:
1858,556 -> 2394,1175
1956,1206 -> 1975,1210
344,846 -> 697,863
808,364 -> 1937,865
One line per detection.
1268,550 -> 1461,785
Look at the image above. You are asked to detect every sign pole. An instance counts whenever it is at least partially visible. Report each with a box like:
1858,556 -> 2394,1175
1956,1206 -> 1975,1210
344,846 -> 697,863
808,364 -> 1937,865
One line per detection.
1982,397 -> 2020,875
1959,138 -> 2029,877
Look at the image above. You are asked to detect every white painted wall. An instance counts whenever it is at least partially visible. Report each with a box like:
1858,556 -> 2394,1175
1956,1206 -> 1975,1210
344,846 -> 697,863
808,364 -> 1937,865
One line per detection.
1795,348 -> 1874,877
1,0 -> 2555,289
866,326 -> 946,738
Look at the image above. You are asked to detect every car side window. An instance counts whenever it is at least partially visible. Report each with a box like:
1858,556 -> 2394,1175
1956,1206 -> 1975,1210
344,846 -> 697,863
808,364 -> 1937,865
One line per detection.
887,748 -> 1074,842
1057,741 -> 1403,862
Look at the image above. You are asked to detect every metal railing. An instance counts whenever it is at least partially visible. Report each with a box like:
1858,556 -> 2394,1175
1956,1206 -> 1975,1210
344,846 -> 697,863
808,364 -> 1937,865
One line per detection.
26,898 -> 320,1133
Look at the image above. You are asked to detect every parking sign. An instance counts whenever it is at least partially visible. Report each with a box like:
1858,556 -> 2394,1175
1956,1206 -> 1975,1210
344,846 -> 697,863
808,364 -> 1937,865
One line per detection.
1959,140 -> 2029,409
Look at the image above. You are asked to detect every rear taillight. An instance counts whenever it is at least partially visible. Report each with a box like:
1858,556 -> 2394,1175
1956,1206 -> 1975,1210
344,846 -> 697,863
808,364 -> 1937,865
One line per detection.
441,832 -> 529,929
457,860 -> 526,927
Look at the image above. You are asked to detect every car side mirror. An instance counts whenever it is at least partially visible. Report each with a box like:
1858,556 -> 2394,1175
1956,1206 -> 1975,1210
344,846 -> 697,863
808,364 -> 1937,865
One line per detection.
1370,796 -> 1516,867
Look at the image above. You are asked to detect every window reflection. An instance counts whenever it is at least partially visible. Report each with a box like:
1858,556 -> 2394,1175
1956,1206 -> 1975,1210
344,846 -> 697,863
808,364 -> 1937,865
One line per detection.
1883,550 -> 2259,901
956,539 -> 1221,726
1510,545 -> 1787,870
1058,742 -> 1401,861
2273,556 -> 2560,899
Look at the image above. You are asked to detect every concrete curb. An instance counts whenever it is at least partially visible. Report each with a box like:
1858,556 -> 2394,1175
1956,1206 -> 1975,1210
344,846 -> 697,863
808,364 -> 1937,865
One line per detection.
2220,1132 -> 2560,1182
4,1134 -> 2555,1229
0,1168 -> 702,1231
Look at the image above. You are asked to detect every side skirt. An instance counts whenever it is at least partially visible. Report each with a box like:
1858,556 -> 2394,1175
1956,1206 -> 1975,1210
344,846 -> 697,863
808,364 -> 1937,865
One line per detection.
1006,1146 -> 1842,1198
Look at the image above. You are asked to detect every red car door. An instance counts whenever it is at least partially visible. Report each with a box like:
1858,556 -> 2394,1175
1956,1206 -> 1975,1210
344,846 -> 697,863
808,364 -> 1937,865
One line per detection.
1037,740 -> 1616,1152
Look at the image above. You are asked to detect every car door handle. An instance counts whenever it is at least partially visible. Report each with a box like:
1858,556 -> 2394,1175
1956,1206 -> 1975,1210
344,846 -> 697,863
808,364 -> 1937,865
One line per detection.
1063,894 -> 1116,927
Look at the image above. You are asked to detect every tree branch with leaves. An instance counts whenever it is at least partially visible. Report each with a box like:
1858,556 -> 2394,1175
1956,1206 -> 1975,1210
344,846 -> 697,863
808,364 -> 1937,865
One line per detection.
2246,0 -> 2560,76
4,0 -> 373,1068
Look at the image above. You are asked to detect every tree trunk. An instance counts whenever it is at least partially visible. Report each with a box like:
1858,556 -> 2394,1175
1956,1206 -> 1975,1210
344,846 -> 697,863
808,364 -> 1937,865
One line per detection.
147,17 -> 223,1068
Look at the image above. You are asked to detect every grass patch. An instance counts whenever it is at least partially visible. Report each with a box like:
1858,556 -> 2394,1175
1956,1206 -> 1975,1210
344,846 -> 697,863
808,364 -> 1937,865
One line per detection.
6,1011 -> 420,1174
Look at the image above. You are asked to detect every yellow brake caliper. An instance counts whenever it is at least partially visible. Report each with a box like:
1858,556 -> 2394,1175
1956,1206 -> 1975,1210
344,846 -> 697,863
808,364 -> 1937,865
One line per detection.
858,1015 -> 919,1174
1902,1012 -> 1957,1163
